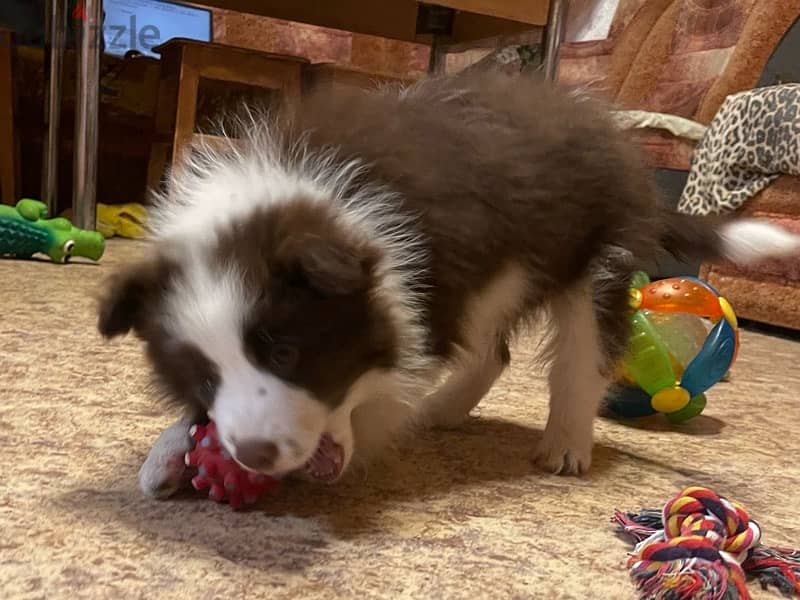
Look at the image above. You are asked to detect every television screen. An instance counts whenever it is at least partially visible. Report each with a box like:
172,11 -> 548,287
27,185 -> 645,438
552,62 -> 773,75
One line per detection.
102,0 -> 213,58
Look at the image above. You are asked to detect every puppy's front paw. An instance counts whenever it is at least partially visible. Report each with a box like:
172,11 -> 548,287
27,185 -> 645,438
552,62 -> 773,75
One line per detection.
534,428 -> 592,475
139,453 -> 190,498
138,419 -> 195,499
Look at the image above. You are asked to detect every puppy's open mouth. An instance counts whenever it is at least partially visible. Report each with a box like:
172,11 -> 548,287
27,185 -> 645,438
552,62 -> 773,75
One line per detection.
303,433 -> 344,482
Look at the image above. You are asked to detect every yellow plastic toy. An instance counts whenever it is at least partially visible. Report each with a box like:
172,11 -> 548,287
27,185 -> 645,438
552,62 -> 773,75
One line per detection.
61,203 -> 148,239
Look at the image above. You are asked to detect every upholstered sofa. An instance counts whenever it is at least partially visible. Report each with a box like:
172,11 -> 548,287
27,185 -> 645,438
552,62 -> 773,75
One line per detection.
559,0 -> 800,329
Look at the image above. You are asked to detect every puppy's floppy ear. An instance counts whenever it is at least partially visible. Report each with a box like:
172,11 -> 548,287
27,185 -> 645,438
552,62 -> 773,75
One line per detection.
97,259 -> 174,338
281,236 -> 374,296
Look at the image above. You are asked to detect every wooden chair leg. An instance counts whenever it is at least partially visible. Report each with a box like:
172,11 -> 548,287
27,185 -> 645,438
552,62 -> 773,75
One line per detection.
170,63 -> 200,176
146,143 -> 171,192
149,42 -> 305,195
0,29 -> 19,204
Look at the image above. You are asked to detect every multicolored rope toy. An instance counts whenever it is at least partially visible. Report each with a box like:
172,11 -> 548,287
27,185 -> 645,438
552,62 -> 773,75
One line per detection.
614,486 -> 800,599
606,272 -> 740,423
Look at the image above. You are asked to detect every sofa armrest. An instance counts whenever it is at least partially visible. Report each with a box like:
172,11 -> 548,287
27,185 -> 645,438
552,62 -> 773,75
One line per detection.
699,174 -> 800,329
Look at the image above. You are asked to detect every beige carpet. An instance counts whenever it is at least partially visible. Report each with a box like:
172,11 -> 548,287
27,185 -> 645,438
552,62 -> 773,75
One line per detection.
1,239 -> 798,599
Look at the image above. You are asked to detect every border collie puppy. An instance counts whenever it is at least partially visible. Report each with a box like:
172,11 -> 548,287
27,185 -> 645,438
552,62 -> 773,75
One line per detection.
98,72 -> 800,497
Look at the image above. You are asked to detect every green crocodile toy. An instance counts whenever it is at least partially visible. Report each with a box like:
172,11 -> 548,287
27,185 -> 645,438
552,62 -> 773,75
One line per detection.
0,199 -> 105,263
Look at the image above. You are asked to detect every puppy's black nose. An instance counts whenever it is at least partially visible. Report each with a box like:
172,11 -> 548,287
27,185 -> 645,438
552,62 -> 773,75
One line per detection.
234,439 -> 279,472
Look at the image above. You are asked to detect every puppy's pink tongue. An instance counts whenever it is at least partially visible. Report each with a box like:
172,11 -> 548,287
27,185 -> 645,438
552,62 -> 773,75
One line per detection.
305,434 -> 344,482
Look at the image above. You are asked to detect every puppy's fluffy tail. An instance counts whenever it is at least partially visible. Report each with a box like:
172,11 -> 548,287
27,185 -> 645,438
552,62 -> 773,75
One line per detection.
660,211 -> 800,266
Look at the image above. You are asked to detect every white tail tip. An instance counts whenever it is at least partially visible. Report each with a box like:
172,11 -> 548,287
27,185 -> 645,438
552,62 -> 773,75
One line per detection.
720,220 -> 800,265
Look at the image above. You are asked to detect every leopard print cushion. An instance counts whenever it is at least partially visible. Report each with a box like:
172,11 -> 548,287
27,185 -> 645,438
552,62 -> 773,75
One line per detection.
677,84 -> 800,216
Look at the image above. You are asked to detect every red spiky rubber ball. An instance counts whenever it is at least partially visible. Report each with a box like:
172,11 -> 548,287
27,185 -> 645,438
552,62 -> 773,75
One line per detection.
184,421 -> 279,509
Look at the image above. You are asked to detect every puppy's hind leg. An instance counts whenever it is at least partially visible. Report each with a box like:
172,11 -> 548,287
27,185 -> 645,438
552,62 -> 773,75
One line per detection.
424,262 -> 528,429
535,269 -> 631,475
424,337 -> 510,429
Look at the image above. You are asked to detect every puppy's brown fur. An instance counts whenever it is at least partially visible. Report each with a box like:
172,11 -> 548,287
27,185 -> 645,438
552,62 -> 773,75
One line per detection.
100,72 -> 799,493
287,72 -> 680,362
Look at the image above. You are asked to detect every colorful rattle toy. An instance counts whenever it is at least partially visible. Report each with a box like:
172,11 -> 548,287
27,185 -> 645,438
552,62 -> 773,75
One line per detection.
0,198 -> 105,263
605,272 -> 739,423
185,421 -> 279,510
614,486 -> 800,599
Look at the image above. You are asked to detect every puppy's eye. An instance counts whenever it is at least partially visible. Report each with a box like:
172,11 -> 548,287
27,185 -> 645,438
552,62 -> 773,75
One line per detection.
270,343 -> 298,373
244,327 -> 271,355
198,377 -> 216,407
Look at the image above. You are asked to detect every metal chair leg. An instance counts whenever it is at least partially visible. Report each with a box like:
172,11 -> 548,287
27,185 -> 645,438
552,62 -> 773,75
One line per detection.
42,0 -> 67,215
541,0 -> 569,81
73,0 -> 102,230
